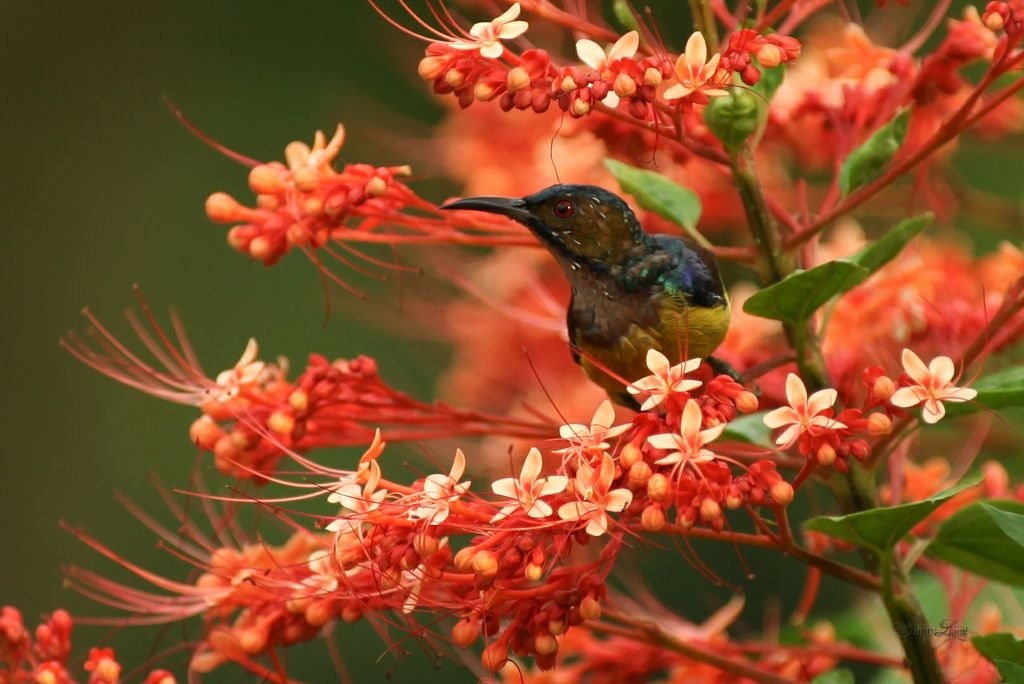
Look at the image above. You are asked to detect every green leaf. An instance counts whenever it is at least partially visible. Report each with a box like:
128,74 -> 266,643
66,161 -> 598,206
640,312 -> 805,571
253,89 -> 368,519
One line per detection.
812,671 -> 855,684
604,159 -> 707,248
742,260 -> 869,326
850,213 -> 932,273
972,633 -> 1024,681
839,109 -> 910,196
981,503 -> 1024,547
721,412 -> 773,446
805,476 -> 980,555
927,500 -> 1024,587
945,365 -> 1024,417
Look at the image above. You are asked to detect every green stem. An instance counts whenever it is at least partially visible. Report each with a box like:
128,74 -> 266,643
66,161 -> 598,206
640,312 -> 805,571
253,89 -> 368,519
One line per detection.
731,143 -> 943,683
687,0 -> 719,52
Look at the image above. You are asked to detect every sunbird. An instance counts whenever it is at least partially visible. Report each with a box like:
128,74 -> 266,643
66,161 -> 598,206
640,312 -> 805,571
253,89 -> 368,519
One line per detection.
442,184 -> 731,407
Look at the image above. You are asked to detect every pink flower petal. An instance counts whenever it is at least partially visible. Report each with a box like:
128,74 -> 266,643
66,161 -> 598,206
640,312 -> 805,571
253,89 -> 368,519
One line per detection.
890,386 -> 928,408
784,373 -> 809,410
576,38 -> 607,69
607,31 -> 639,63
901,348 -> 932,387
928,355 -> 956,387
497,20 -> 529,40
647,433 -> 681,450
805,388 -> 838,417
763,406 -> 800,428
646,349 -> 671,376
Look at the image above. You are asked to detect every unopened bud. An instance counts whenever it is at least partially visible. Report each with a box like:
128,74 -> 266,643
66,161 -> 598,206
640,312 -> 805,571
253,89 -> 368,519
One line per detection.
474,82 -> 497,101
248,164 -> 284,194
627,460 -> 652,488
472,550 -> 499,577
248,235 -> 274,261
620,442 -> 642,467
481,642 -> 509,672
305,600 -> 332,627
643,66 -> 663,86
453,547 -> 476,571
189,415 -> 222,448
735,391 -> 759,413
292,166 -> 320,193
560,75 -> 577,92
809,620 -> 837,644
816,443 -> 837,466
445,69 -> 465,88
873,375 -> 896,400
205,192 -> 242,224
641,504 -> 666,531
289,389 -> 309,411
341,602 -> 362,623
700,498 -> 722,521
534,633 -> 558,656
984,11 -> 1005,32
417,55 -> 448,81
507,66 -> 530,91
725,493 -> 743,509
647,473 -> 670,502
365,176 -> 387,197
226,226 -> 249,252
267,411 -> 294,436
579,595 -> 602,621
452,618 -> 479,647
613,72 -> 637,99
756,44 -> 782,68
548,619 -> 566,635
413,534 -> 439,558
867,412 -> 893,436
771,481 -> 794,505
572,98 -> 591,116
524,562 -> 543,582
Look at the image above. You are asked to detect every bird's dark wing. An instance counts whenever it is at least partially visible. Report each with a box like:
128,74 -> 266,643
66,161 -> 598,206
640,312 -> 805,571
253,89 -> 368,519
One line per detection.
652,235 -> 727,308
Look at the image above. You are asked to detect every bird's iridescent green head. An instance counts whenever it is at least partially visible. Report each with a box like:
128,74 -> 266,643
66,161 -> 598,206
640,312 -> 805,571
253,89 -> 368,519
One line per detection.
442,184 -> 652,270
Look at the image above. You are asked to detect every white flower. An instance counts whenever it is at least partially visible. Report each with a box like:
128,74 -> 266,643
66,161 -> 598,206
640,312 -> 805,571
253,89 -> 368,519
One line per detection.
627,349 -> 703,410
663,31 -> 728,99
556,454 -> 633,536
211,338 -> 266,402
555,400 -> 630,461
574,30 -> 639,107
490,447 -> 568,521
326,460 -> 387,535
763,373 -> 846,447
646,399 -> 724,467
409,449 -> 472,525
890,349 -> 977,424
449,3 -> 528,59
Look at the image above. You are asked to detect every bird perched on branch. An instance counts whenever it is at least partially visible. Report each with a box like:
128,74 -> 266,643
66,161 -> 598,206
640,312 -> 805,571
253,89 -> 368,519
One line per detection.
443,184 -> 731,407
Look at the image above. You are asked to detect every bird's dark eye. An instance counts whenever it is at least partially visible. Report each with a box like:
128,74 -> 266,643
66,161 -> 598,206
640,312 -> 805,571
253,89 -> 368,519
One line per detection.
553,199 -> 576,218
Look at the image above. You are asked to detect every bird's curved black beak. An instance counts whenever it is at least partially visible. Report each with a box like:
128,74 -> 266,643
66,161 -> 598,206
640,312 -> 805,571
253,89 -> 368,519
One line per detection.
440,196 -> 533,224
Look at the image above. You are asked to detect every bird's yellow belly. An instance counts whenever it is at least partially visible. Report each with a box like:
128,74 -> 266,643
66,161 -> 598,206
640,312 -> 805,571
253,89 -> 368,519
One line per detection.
577,303 -> 731,400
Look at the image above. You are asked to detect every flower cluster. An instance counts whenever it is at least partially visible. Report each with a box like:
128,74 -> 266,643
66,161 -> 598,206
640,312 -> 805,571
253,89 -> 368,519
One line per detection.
33,1 -> 1024,682
202,125 -> 536,290
0,606 -> 173,683
62,304 -> 553,481
411,3 -> 799,121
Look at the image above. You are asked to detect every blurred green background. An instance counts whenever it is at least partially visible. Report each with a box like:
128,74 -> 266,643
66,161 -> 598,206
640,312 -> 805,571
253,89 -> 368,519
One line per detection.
2,1 -> 1020,682
1,1 -> 456,680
